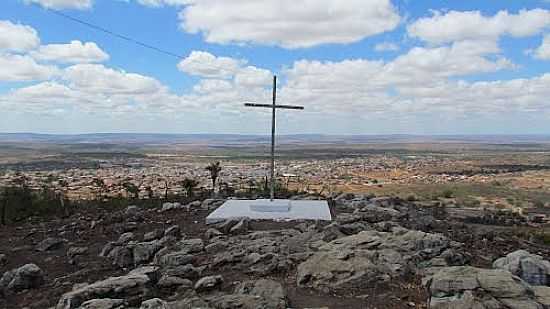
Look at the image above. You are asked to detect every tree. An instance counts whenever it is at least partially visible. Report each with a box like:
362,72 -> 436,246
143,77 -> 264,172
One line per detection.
205,162 -> 222,195
57,179 -> 70,217
91,178 -> 106,200
145,186 -> 154,200
180,178 -> 199,198
158,177 -> 169,200
122,182 -> 140,199
0,188 -> 6,225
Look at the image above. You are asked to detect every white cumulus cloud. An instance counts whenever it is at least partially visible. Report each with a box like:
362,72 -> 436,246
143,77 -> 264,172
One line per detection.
0,53 -> 59,82
0,20 -> 40,52
534,34 -> 550,60
408,9 -> 550,44
136,0 -> 187,7
30,40 -> 109,64
63,63 -> 165,95
178,0 -> 401,48
24,0 -> 93,10
177,51 -> 244,79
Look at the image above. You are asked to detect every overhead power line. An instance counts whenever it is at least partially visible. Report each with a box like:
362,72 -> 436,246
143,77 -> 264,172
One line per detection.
45,7 -> 186,60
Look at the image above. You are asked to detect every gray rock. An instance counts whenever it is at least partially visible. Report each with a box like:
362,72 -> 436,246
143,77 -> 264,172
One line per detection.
297,249 -> 388,291
100,242 -> 115,257
297,228 -> 459,291
158,251 -> 194,267
201,199 -> 224,210
79,299 -> 126,309
426,266 -> 542,309
140,298 -> 168,309
532,286 -> 550,307
175,238 -> 203,254
215,218 -> 239,233
36,237 -> 66,252
0,263 -> 44,293
186,200 -> 201,210
157,276 -> 192,289
234,279 -> 286,309
0,254 -> 7,266
229,219 -> 249,235
108,246 -> 134,268
162,264 -> 203,279
205,241 -> 227,254
194,275 -> 223,292
56,266 -> 159,309
493,250 -> 550,286
144,230 -> 164,242
167,297 -> 211,309
335,192 -> 355,201
116,232 -> 135,245
125,205 -> 139,216
164,225 -> 180,238
161,202 -> 183,212
205,228 -> 223,239
209,294 -> 274,309
67,246 -> 88,259
133,241 -> 164,265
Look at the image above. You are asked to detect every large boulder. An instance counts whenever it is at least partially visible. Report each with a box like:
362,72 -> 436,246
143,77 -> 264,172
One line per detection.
161,264 -> 203,280
297,228 -> 462,291
164,225 -> 181,238
144,230 -> 164,242
533,286 -> 550,307
188,279 -> 287,309
0,263 -> 44,293
108,246 -> 134,268
161,202 -> 185,212
157,251 -> 195,267
194,275 -> 223,292
493,250 -> 550,286
175,238 -> 204,254
297,250 -> 392,291
116,233 -> 135,245
78,299 -> 126,309
36,237 -> 66,252
426,266 -> 544,309
229,219 -> 249,235
210,230 -> 298,276
233,279 -> 286,309
133,240 -> 164,265
201,199 -> 224,210
140,298 -> 169,309
56,266 -> 160,309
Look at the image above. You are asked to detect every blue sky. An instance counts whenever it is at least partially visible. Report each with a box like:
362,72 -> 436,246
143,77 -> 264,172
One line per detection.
1,0 -> 550,134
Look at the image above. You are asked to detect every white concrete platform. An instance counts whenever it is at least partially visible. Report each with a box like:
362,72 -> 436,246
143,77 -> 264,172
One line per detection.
205,199 -> 332,224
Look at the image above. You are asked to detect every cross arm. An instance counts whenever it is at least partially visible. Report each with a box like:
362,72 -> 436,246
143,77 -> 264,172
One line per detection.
244,103 -> 304,110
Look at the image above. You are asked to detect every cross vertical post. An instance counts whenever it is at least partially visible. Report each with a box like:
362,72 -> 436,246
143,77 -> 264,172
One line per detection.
270,75 -> 276,201
244,75 -> 304,203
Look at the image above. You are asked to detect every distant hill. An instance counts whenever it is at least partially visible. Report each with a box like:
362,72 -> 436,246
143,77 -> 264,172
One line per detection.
0,133 -> 550,145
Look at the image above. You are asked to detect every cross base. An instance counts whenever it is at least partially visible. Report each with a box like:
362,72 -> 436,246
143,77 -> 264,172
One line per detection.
205,199 -> 332,224
249,199 -> 291,212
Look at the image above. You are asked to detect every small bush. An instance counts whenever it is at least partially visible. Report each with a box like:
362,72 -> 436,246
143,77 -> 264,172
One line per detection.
442,189 -> 454,198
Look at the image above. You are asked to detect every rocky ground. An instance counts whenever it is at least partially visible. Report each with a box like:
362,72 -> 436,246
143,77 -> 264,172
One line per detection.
1,195 -> 550,309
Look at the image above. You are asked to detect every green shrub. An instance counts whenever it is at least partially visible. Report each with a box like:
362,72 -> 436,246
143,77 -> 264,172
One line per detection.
443,189 -> 454,198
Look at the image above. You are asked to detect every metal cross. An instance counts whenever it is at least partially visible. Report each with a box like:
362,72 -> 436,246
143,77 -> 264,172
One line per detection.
244,75 -> 304,201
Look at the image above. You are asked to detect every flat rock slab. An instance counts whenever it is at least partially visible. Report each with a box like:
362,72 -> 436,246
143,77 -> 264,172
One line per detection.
206,199 -> 332,224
